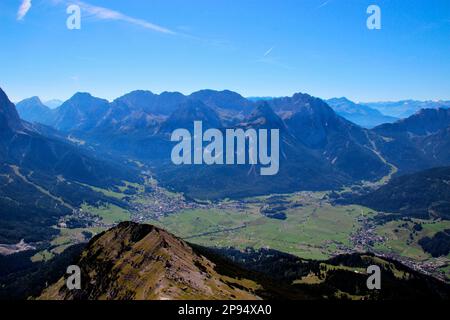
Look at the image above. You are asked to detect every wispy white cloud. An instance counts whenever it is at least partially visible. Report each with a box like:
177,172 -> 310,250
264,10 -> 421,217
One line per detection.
50,0 -> 176,35
77,1 -> 176,34
17,0 -> 32,20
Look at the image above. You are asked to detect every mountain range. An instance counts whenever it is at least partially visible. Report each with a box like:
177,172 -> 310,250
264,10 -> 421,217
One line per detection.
248,97 -> 450,128
326,97 -> 398,128
364,100 -> 450,118
0,88 -> 141,244
12,88 -> 450,199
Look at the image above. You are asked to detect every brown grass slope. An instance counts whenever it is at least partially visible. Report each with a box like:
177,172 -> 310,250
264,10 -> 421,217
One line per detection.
39,222 -> 262,300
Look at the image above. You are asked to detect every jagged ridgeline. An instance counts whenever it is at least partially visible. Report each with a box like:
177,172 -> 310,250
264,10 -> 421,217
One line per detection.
14,88 -> 450,200
13,89 -> 391,199
0,88 -> 142,243
39,222 -> 450,300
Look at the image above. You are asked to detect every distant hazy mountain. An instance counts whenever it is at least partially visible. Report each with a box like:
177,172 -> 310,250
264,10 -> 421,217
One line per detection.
113,90 -> 185,116
113,89 -> 253,117
364,100 -> 450,118
126,92 -> 450,199
16,96 -> 54,125
246,96 -> 277,102
243,101 -> 287,130
271,93 -> 389,181
158,99 -> 223,133
157,98 -> 352,199
52,92 -> 110,132
38,222 -> 450,300
155,94 -> 391,199
37,90 -> 255,136
44,99 -> 63,109
190,89 -> 253,113
326,97 -> 398,128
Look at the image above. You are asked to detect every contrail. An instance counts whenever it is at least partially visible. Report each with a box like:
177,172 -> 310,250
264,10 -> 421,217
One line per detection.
264,47 -> 274,57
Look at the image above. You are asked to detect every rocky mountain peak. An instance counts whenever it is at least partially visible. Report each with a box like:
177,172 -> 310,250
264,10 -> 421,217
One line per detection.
0,87 -> 24,131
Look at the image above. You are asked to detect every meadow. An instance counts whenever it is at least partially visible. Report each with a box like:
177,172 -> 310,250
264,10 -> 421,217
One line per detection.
149,197 -> 371,260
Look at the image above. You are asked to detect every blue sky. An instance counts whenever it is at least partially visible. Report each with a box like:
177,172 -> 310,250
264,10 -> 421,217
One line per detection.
0,0 -> 449,102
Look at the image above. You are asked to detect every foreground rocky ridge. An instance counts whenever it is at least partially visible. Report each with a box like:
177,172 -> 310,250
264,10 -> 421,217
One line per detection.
39,222 -> 450,300
39,222 -> 262,300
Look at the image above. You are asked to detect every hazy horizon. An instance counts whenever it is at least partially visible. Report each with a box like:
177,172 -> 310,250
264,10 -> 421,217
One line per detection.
8,88 -> 450,106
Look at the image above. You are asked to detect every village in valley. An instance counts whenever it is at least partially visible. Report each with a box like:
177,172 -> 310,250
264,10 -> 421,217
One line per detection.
48,176 -> 450,283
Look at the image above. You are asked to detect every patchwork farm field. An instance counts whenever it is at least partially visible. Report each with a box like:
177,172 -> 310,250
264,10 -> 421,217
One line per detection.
372,218 -> 450,279
149,199 -> 373,260
28,185 -> 450,281
31,226 -> 106,262
81,203 -> 131,224
373,219 -> 450,260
